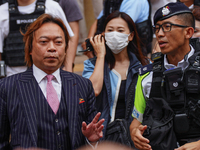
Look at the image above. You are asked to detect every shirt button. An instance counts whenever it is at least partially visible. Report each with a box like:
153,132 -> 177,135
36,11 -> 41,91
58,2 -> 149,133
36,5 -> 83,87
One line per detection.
55,119 -> 58,122
57,131 -> 60,135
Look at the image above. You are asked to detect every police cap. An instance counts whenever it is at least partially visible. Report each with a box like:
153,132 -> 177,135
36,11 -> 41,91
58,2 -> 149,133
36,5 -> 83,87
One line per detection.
153,2 -> 192,25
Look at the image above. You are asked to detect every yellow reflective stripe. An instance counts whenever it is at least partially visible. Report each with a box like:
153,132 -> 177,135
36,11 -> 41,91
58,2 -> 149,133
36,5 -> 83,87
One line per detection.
133,72 -> 150,121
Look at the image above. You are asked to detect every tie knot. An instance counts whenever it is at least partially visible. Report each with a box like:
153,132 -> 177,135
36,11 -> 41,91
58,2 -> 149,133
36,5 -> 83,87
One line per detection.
46,74 -> 54,82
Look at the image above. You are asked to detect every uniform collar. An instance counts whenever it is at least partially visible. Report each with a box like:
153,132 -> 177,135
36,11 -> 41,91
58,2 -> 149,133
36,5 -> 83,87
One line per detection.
164,45 -> 195,70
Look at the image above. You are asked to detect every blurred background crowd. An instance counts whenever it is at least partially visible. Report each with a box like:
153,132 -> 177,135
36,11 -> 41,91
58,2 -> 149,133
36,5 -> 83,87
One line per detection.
1,0 -> 200,76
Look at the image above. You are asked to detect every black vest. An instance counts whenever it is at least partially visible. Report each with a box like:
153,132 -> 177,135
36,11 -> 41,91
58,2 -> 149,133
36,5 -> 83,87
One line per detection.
149,44 -> 200,140
3,0 -> 45,66
36,85 -> 71,150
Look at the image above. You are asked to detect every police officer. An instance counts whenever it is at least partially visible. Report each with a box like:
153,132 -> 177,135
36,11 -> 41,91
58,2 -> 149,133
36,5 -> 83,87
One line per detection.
0,0 -> 73,77
129,2 -> 200,150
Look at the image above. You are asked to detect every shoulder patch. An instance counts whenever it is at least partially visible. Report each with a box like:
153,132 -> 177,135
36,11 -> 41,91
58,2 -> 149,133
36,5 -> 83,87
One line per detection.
139,64 -> 153,75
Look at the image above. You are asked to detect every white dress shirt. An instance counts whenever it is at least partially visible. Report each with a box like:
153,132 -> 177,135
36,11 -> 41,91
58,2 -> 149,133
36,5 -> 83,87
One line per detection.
33,64 -> 62,102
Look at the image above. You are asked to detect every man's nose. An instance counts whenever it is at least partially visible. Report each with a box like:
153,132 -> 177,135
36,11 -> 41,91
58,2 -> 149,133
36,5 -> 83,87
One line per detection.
47,41 -> 56,52
156,27 -> 165,37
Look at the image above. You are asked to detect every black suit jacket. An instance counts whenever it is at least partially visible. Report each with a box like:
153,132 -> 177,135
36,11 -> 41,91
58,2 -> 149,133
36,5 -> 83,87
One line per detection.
0,67 -> 97,150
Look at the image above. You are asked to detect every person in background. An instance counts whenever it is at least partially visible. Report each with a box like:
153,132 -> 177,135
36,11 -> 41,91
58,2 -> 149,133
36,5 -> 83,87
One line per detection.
179,0 -> 200,39
82,0 -> 152,58
130,2 -> 200,150
91,0 -> 103,19
179,0 -> 200,49
178,0 -> 194,10
59,0 -> 83,71
193,2 -> 200,38
76,0 -> 103,55
0,0 -> 74,77
0,14 -> 104,150
82,11 -> 148,142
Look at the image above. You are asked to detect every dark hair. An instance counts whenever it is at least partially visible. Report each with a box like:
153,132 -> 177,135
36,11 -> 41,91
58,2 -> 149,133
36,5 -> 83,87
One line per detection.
22,14 -> 69,67
103,11 -> 147,69
193,5 -> 200,21
176,13 -> 195,27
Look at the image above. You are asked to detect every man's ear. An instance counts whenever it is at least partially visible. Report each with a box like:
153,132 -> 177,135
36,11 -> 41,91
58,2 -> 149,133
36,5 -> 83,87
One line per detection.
128,31 -> 134,41
185,27 -> 194,39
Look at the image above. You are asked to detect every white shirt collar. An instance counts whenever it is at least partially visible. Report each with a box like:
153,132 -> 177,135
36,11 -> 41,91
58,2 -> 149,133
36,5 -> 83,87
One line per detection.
33,64 -> 61,84
164,45 -> 195,70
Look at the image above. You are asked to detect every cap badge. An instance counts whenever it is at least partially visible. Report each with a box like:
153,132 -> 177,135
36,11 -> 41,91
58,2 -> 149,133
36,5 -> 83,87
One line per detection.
162,6 -> 170,16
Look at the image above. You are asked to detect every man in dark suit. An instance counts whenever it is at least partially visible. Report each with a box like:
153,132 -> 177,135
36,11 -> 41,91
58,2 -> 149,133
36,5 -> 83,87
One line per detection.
0,14 -> 104,150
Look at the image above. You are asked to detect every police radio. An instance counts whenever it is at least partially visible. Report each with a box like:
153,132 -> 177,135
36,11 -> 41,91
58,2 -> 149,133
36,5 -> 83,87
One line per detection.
162,67 -> 185,106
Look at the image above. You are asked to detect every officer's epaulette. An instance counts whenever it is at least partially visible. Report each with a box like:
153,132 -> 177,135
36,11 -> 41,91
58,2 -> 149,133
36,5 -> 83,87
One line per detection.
139,64 -> 153,75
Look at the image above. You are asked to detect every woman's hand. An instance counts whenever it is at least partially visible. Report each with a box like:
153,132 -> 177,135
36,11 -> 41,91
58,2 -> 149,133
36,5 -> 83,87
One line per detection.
88,34 -> 106,96
90,34 -> 106,58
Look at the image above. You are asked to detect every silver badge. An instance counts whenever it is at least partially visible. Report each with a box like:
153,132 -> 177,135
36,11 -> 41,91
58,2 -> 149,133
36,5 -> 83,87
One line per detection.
162,6 -> 170,16
173,82 -> 178,87
143,67 -> 147,71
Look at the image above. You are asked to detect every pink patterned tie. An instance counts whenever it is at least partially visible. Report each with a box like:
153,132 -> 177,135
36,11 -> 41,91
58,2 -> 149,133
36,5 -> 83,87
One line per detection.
46,75 -> 59,114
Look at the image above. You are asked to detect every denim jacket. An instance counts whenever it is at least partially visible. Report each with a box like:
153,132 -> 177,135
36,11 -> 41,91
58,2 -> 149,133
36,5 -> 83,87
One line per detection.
82,51 -> 142,138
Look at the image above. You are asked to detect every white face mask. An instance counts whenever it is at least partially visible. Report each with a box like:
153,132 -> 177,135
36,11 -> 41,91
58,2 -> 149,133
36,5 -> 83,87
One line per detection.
105,31 -> 130,54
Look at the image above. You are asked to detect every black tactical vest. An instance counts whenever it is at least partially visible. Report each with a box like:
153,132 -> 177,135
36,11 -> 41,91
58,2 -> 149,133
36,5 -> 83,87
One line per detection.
3,0 -> 45,66
149,40 -> 200,141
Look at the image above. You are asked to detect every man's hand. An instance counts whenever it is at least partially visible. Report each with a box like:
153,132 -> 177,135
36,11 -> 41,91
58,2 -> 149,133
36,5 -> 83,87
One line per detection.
175,140 -> 200,150
131,125 -> 152,150
82,112 -> 104,142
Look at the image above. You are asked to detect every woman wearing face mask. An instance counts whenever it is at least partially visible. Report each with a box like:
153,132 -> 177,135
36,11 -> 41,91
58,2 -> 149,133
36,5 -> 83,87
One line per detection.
82,11 -> 148,140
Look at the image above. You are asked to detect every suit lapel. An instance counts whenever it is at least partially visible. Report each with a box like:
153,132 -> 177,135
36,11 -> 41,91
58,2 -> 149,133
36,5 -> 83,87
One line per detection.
60,70 -> 79,148
16,68 -> 38,146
